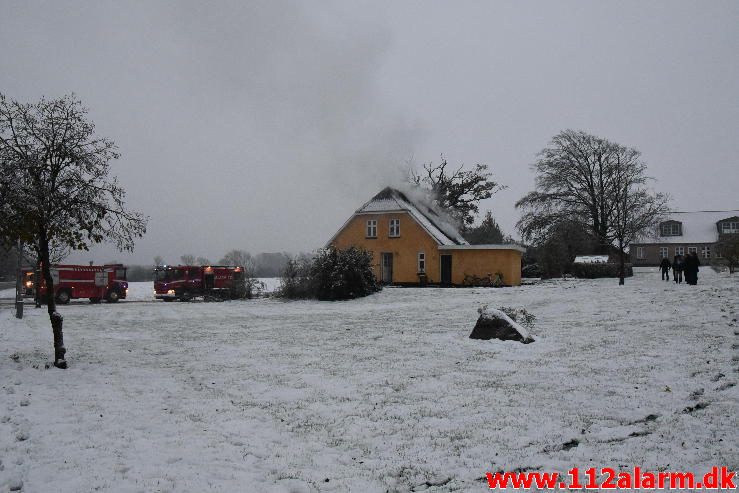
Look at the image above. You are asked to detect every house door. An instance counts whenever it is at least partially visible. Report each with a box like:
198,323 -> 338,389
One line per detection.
381,253 -> 393,284
440,254 -> 452,286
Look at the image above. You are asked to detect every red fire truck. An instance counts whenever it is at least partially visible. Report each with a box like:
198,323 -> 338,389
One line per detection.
153,265 -> 246,301
23,264 -> 129,304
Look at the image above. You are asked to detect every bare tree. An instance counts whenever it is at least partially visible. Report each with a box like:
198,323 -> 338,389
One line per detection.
153,255 -> 163,266
195,256 -> 211,266
410,156 -> 505,228
517,130 -> 668,283
180,254 -> 195,265
254,252 -> 291,277
219,249 -> 255,274
517,130 -> 622,253
608,152 -> 669,284
530,219 -> 595,279
0,93 -> 147,368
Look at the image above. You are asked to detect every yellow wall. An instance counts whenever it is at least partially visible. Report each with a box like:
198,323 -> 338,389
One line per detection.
441,248 -> 522,286
330,212 -> 523,286
331,212 -> 442,284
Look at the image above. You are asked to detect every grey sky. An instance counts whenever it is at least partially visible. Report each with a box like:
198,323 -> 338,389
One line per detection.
2,1 -> 737,265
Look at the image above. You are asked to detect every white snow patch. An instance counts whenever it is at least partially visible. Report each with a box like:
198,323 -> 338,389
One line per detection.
1,271 -> 738,491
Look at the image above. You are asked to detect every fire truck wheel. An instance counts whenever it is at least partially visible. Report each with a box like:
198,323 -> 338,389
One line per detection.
107,290 -> 120,303
56,290 -> 71,305
89,298 -> 101,304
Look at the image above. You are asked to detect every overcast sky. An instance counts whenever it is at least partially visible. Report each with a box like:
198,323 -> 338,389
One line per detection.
2,1 -> 738,265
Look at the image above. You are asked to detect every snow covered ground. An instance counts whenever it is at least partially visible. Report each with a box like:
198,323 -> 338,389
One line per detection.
1,270 -> 738,492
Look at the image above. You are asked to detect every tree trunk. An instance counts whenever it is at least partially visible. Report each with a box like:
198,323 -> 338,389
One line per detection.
15,239 -> 23,319
39,234 -> 67,369
34,260 -> 42,308
618,241 -> 625,286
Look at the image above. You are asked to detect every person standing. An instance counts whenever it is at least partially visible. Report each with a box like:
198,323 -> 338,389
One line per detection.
673,254 -> 684,284
659,257 -> 671,281
692,252 -> 701,285
684,252 -> 701,285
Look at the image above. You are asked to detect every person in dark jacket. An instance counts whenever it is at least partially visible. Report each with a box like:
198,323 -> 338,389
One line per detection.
684,252 -> 701,285
673,254 -> 684,284
659,257 -> 671,281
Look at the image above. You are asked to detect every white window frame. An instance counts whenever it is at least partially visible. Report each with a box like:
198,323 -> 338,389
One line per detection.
660,222 -> 681,236
688,246 -> 697,255
701,245 -> 711,259
366,219 -> 377,238
721,221 -> 739,234
636,247 -> 645,259
675,246 -> 684,256
659,247 -> 669,259
417,252 -> 426,273
389,219 -> 400,238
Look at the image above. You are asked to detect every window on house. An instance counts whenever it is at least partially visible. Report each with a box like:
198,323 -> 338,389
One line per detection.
701,246 -> 711,259
366,220 -> 377,238
688,246 -> 697,255
659,247 -> 669,259
389,219 -> 400,237
660,222 -> 682,236
716,249 -> 723,258
675,246 -> 684,256
721,221 -> 739,234
417,252 -> 426,273
636,247 -> 645,259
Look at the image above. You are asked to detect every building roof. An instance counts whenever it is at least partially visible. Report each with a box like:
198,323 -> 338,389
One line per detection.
326,186 -> 469,247
636,210 -> 739,244
355,187 -> 469,246
328,186 -> 527,252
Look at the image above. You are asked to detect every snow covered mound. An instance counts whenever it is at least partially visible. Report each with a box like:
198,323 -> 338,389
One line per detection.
470,307 -> 534,343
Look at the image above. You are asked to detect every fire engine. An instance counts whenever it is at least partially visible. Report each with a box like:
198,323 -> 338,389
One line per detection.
23,264 -> 129,304
153,265 -> 246,301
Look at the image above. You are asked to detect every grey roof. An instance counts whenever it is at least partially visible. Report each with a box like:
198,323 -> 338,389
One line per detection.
354,187 -> 469,246
636,210 -> 739,244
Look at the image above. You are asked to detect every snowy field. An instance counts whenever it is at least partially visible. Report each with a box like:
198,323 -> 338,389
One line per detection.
1,270 -> 738,492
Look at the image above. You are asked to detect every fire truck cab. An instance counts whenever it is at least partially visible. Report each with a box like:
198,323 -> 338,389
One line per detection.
24,264 -> 129,304
154,265 -> 246,301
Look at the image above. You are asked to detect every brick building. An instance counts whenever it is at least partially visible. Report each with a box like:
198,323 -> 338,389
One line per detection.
631,210 -> 739,266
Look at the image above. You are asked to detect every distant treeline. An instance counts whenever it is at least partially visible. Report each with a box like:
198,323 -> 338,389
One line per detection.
0,248 -> 299,282
125,251 -> 295,281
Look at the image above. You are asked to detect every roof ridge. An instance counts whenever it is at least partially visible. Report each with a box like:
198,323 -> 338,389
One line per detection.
668,210 -> 739,213
356,186 -> 468,245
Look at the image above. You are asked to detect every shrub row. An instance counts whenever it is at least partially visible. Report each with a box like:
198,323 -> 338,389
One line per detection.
571,262 -> 633,279
279,246 -> 381,301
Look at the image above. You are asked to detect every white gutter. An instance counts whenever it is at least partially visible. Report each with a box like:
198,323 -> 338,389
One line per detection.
438,244 -> 526,253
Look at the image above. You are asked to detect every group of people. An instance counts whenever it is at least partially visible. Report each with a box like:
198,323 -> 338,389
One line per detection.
659,252 -> 701,285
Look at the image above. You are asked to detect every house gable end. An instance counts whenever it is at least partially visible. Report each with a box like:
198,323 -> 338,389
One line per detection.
327,210 -> 442,248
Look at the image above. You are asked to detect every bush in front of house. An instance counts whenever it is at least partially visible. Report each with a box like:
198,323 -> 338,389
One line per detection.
521,263 -> 543,278
278,255 -> 314,299
312,246 -> 381,300
278,247 -> 381,301
571,262 -> 633,279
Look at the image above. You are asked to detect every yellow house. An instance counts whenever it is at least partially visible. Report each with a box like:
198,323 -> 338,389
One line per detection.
327,187 -> 524,286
